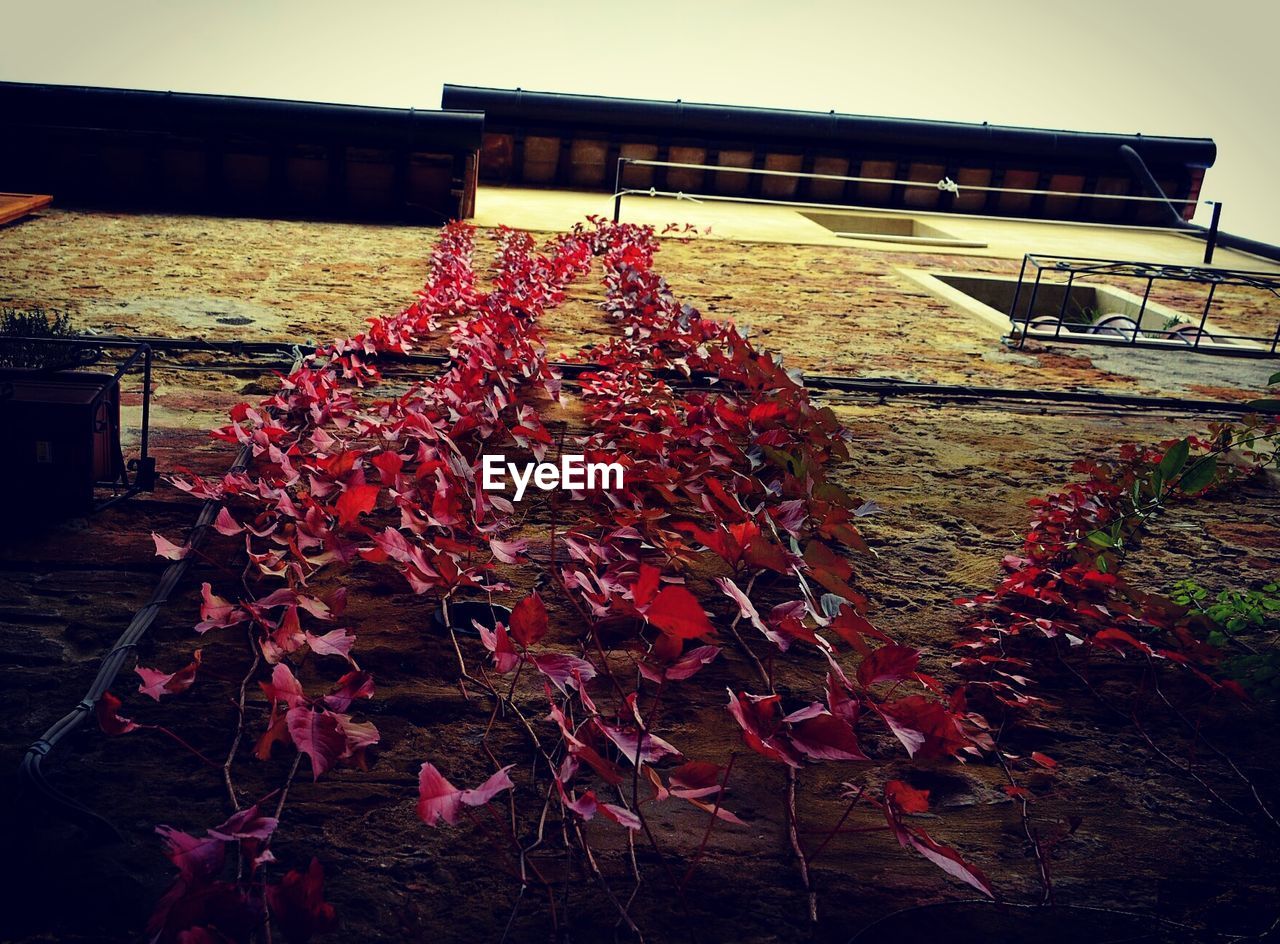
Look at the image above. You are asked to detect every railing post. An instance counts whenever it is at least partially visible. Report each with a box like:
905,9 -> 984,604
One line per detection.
1055,271 -> 1075,339
613,157 -> 626,223
1009,254 -> 1029,347
1203,201 -> 1222,265
1193,282 -> 1217,349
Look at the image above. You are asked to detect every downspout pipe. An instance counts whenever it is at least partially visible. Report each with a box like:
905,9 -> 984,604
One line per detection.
1119,144 -> 1280,264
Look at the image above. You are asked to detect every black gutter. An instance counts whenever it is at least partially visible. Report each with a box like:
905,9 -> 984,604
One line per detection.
1119,144 -> 1280,265
2,81 -> 484,152
442,84 -> 1215,169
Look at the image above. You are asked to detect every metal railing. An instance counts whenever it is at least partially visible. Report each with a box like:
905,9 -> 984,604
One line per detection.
1007,255 -> 1280,359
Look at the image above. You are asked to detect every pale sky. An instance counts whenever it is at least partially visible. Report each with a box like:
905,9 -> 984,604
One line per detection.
4,0 -> 1278,245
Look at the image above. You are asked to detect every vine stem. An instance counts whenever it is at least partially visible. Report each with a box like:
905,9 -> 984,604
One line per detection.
573,821 -> 644,941
224,629 -> 262,810
993,718 -> 1053,904
270,753 -> 303,828
725,572 -> 817,923
805,784 -> 865,864
786,767 -> 817,924
1143,654 -> 1279,832
680,752 -> 737,891
1054,650 -> 1246,819
150,725 -> 221,768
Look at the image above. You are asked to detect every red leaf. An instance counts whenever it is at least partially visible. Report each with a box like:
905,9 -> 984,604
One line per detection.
804,541 -> 864,604
827,605 -> 893,656
726,690 -> 800,767
510,592 -> 549,647
632,563 -> 662,608
789,711 -> 869,762
335,483 -> 379,527
742,530 -> 792,575
155,826 -> 225,882
669,761 -> 725,799
265,858 -> 338,944
96,691 -> 139,735
370,450 -> 405,481
1094,627 -> 1154,655
286,706 -> 347,780
136,650 -> 202,701
857,643 -> 921,688
904,826 -> 994,898
882,784 -> 994,897
645,585 -> 716,639
885,779 -> 930,813
1030,751 -> 1058,770
877,695 -> 970,759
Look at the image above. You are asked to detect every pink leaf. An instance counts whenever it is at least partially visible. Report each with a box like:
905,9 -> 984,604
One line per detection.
321,670 -> 375,712
213,507 -> 243,536
306,628 -> 356,663
260,663 -> 306,709
531,653 -> 597,693
905,828 -> 994,897
600,803 -> 642,831
417,762 -> 515,827
196,583 -> 246,634
477,622 -> 521,673
151,532 -> 188,560
489,537 -> 528,565
663,644 -> 721,681
208,803 -> 278,842
136,650 -> 202,701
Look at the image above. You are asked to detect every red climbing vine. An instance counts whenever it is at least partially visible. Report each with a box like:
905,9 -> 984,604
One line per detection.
109,219 -> 1009,942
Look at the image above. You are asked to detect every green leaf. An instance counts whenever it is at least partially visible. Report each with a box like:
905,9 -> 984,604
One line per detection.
1157,439 -> 1190,482
1247,398 -> 1280,414
1086,530 -> 1114,548
1178,456 -> 1218,495
1268,371 -> 1280,386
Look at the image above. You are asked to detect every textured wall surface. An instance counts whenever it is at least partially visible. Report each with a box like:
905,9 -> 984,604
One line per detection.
1,207 -> 1276,943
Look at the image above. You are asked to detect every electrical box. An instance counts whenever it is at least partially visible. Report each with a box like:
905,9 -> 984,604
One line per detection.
0,370 -> 121,516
